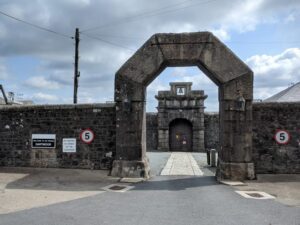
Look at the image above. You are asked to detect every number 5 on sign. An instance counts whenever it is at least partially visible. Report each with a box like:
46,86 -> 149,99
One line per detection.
80,129 -> 95,144
274,130 -> 290,145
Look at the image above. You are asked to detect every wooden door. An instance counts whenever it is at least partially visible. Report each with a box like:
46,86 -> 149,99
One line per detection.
169,119 -> 192,152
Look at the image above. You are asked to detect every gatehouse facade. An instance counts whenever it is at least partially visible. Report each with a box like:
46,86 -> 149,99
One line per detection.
156,82 -> 207,152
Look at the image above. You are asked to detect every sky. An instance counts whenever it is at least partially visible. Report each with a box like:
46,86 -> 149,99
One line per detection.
0,0 -> 299,112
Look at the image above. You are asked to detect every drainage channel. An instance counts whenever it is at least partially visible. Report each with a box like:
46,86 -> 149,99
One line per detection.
220,180 -> 276,200
102,184 -> 135,193
235,191 -> 275,200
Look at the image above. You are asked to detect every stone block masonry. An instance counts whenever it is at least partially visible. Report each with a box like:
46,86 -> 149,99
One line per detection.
204,112 -> 219,150
0,104 -> 116,169
146,113 -> 158,151
1,101 -> 299,175
203,103 -> 300,174
253,102 -> 300,174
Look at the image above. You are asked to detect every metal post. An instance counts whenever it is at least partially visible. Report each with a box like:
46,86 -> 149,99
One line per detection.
210,149 -> 216,167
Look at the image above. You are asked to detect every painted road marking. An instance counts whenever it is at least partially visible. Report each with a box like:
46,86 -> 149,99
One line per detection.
160,152 -> 203,176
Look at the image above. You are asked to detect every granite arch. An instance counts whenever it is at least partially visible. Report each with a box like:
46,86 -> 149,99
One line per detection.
112,32 -> 254,180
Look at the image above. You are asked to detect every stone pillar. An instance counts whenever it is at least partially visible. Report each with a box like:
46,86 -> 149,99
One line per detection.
217,79 -> 255,181
111,79 -> 150,178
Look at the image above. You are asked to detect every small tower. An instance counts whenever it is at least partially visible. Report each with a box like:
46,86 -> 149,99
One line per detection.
155,82 -> 207,152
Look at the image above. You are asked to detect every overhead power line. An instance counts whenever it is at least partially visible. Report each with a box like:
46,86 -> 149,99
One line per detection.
90,34 -> 145,41
81,0 -> 218,33
91,32 -> 300,45
226,41 -> 300,44
0,10 -> 72,39
81,33 -> 135,51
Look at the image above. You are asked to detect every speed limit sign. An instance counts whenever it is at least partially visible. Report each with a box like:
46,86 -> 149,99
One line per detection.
274,130 -> 290,145
80,129 -> 95,144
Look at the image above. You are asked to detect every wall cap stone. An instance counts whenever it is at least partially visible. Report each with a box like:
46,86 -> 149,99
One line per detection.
0,103 -> 116,111
204,112 -> 219,115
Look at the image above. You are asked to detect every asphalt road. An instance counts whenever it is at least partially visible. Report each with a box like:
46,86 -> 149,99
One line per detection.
0,153 -> 299,225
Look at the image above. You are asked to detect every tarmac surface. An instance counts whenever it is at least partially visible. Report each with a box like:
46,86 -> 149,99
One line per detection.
0,152 -> 299,225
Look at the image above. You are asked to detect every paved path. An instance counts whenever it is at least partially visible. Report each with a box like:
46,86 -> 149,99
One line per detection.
160,152 -> 203,176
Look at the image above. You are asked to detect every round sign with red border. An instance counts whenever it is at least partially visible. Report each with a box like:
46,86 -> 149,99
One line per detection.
80,129 -> 95,144
274,130 -> 290,145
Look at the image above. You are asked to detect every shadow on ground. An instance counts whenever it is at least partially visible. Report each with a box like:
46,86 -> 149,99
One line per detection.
132,175 -> 218,191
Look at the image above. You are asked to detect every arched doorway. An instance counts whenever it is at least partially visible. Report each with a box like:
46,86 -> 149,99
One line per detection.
169,119 -> 193,152
112,32 -> 255,181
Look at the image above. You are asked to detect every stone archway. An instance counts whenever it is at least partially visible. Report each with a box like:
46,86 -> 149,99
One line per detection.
112,32 -> 255,180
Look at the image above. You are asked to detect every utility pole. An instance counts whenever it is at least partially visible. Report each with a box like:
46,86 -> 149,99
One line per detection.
73,28 -> 80,104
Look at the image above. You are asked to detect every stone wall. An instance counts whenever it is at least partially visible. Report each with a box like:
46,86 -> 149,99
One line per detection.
0,104 -> 116,169
146,113 -> 158,151
1,102 -> 299,174
204,112 -> 219,150
203,104 -> 300,174
253,102 -> 300,174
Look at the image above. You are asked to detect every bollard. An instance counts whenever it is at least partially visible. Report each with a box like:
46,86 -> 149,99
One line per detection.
210,149 -> 216,167
206,149 -> 210,165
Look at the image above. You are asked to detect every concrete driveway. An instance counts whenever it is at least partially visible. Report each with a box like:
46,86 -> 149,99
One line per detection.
0,152 -> 299,225
0,167 -> 119,214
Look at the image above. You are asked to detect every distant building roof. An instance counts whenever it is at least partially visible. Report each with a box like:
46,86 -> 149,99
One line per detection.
0,97 -> 34,105
0,97 -> 7,105
264,82 -> 300,102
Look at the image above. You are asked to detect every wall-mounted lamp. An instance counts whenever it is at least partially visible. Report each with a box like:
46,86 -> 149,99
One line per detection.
123,98 -> 131,112
235,95 -> 245,111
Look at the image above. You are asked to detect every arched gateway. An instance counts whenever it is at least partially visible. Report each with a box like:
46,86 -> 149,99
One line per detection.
112,32 -> 255,180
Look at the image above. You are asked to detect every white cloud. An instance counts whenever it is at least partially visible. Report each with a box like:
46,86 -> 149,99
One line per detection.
210,28 -> 230,41
32,92 -> 59,102
216,0 -> 300,35
284,14 -> 295,23
247,48 -> 300,99
0,64 -> 8,79
78,91 -> 96,103
247,48 -> 300,82
0,0 -> 299,108
168,67 -> 215,86
146,67 -> 218,112
0,23 -> 7,39
25,76 -> 61,90
159,22 -> 196,33
221,0 -> 264,33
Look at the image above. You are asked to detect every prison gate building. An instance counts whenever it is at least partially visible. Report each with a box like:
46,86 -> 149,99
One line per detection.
154,82 -> 206,152
0,32 -> 299,180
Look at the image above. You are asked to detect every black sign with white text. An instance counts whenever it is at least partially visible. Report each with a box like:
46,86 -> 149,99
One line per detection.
31,134 -> 56,148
